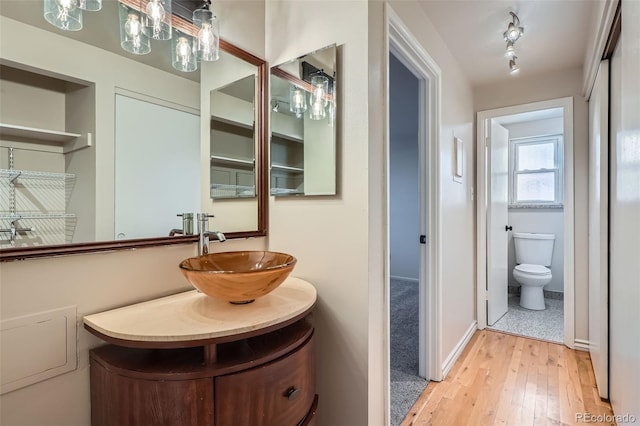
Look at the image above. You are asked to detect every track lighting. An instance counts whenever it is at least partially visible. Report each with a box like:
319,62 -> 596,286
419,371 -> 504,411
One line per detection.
503,12 -> 524,43
505,41 -> 516,58
509,57 -> 520,74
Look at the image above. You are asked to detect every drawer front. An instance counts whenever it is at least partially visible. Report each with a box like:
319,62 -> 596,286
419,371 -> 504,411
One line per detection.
215,334 -> 315,426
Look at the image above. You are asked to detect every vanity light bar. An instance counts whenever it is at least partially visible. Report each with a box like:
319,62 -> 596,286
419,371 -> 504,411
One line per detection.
119,0 -> 233,52
271,67 -> 334,103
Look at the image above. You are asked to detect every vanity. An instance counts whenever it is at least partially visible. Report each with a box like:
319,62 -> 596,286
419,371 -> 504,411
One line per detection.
83,277 -> 318,426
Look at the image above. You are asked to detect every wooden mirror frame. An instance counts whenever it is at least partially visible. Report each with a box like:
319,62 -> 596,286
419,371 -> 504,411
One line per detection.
0,8 -> 268,262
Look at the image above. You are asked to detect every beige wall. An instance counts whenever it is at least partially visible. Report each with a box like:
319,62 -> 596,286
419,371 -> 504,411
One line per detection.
0,1 -> 267,424
266,2 -> 370,425
473,66 -> 590,342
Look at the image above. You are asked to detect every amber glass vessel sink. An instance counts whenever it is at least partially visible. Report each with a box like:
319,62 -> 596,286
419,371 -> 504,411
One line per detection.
179,251 -> 297,304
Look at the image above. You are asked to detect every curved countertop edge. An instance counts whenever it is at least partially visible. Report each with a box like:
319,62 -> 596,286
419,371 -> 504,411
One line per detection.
83,277 -> 317,349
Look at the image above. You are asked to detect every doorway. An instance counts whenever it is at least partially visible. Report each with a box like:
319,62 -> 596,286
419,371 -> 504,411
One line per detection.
388,51 -> 425,426
385,5 -> 442,425
476,98 -> 575,348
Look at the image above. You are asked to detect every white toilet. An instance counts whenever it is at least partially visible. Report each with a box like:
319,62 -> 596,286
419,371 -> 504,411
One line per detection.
513,233 -> 555,310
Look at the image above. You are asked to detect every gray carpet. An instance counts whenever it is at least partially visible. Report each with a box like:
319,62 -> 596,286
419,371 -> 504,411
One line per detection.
488,295 -> 564,343
390,278 -> 428,426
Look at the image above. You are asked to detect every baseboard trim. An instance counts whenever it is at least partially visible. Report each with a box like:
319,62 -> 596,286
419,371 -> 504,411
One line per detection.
441,321 -> 477,379
390,275 -> 419,283
574,339 -> 590,352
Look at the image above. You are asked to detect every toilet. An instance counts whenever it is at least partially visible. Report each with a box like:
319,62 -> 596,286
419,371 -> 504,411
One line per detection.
513,232 -> 555,310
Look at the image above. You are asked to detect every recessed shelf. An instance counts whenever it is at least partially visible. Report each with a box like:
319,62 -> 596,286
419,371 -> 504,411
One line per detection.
0,123 -> 92,154
0,123 -> 80,143
271,164 -> 304,172
210,155 -> 255,166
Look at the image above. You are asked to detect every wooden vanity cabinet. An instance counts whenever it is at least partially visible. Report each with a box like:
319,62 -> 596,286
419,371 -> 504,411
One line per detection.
89,319 -> 317,426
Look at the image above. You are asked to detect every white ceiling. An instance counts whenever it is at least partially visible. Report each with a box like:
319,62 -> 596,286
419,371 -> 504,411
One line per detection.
419,0 -> 596,86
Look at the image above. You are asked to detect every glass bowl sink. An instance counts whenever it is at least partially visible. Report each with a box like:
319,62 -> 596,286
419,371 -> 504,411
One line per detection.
179,251 -> 297,304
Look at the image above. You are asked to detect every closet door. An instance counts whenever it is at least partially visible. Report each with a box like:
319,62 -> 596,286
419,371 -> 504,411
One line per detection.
588,60 -> 609,399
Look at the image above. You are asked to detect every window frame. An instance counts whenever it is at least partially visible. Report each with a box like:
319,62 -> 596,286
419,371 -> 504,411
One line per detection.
509,134 -> 564,207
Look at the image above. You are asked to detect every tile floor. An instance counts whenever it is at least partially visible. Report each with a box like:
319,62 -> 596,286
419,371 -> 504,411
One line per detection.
488,295 -> 563,343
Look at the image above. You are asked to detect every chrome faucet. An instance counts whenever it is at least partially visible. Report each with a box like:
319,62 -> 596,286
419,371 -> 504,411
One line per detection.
197,213 -> 226,255
169,213 -> 195,236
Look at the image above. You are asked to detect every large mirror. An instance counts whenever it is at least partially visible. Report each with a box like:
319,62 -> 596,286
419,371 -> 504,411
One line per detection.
270,44 -> 337,196
0,0 -> 267,260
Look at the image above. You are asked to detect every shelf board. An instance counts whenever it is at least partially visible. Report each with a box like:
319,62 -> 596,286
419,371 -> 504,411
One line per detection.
271,164 -> 304,172
0,213 -> 76,220
210,155 -> 255,166
0,123 -> 81,143
0,169 -> 75,181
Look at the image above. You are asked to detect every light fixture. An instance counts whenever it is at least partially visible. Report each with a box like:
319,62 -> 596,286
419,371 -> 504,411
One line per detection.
171,29 -> 198,72
78,0 -> 101,12
503,12 -> 524,43
44,0 -> 83,31
309,75 -> 329,121
118,3 -> 151,55
289,85 -> 307,118
141,0 -> 171,40
504,40 -> 516,58
509,57 -> 520,74
193,1 -> 220,62
271,100 -> 280,113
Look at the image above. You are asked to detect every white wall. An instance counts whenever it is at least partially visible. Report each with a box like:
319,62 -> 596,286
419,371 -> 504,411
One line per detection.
504,117 -> 564,293
0,1 -> 267,424
473,66 -> 589,342
389,54 -> 420,281
608,0 -> 640,419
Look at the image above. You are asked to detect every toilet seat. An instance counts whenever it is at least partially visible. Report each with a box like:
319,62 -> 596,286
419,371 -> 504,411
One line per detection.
514,264 -> 550,276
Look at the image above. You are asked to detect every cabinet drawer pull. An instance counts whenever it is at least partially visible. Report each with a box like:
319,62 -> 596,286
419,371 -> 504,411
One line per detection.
285,386 -> 300,400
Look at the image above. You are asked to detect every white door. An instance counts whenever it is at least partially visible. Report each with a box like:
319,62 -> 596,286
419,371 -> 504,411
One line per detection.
589,60 -> 609,399
487,119 -> 510,326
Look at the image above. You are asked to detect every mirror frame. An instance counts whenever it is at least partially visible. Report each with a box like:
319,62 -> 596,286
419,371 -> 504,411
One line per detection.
0,12 -> 268,262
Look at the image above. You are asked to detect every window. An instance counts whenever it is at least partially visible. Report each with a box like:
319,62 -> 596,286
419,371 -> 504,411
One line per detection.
510,135 -> 563,206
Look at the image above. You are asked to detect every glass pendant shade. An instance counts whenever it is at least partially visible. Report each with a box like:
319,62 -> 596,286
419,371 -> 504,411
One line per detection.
309,98 -> 326,121
309,75 -> 329,108
289,85 -> 307,118
193,8 -> 220,62
78,0 -> 101,11
171,30 -> 198,73
119,3 -> 151,55
44,0 -> 82,31
141,0 -> 171,40
505,41 -> 516,58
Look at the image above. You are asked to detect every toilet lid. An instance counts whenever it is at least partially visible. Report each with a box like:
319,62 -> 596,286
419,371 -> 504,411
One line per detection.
515,264 -> 551,276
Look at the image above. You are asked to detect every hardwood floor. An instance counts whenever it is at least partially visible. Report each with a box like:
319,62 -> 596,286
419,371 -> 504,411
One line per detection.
401,330 -> 615,426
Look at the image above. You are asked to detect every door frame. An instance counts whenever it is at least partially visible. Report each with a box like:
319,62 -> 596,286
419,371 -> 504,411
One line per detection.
385,3 -> 442,386
476,97 -> 575,348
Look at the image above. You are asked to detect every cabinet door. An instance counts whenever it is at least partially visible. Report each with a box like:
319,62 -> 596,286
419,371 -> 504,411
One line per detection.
215,335 -> 315,426
90,359 -> 214,426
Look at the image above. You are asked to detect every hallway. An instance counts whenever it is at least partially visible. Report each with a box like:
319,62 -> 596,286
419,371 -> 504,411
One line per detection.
401,330 -> 614,425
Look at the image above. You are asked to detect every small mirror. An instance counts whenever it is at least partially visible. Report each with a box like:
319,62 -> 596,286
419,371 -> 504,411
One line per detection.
270,45 -> 337,196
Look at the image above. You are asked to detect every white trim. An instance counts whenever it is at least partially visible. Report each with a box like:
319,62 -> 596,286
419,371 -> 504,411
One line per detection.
386,3 -> 442,385
441,321 -> 477,378
574,339 -> 590,352
390,276 -> 419,284
476,97 -> 575,350
583,0 -> 618,99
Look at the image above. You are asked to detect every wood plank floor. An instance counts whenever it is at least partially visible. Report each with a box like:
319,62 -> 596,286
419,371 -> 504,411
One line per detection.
401,330 -> 615,426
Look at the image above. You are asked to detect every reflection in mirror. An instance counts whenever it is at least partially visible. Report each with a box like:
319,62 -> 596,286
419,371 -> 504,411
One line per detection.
270,44 -> 337,196
210,75 -> 256,199
0,1 -> 267,259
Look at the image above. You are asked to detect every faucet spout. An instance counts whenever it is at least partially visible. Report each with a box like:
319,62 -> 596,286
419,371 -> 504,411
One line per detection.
197,213 -> 224,256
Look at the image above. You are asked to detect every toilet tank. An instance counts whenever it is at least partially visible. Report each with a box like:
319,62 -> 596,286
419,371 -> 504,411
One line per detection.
513,233 -> 555,266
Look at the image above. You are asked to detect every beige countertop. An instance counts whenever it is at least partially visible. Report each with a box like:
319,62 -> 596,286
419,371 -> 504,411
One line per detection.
83,277 -> 316,344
